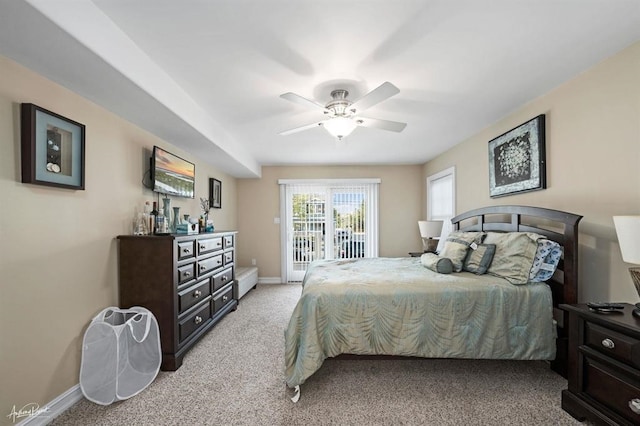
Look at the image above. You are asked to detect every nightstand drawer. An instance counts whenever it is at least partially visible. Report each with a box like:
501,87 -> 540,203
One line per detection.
584,354 -> 640,424
586,322 -> 640,368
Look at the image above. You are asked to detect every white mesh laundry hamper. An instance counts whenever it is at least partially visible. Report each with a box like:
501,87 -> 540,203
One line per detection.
80,306 -> 161,405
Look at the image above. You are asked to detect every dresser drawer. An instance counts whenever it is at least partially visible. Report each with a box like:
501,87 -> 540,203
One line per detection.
198,237 -> 223,255
177,263 -> 196,285
179,298 -> 212,344
224,250 -> 234,265
213,285 -> 234,314
178,279 -> 211,314
583,355 -> 640,424
586,322 -> 640,368
197,254 -> 223,277
213,267 -> 233,292
223,234 -> 234,249
177,240 -> 195,261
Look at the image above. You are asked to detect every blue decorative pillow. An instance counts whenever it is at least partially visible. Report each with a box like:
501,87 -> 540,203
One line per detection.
529,239 -> 562,282
463,244 -> 496,275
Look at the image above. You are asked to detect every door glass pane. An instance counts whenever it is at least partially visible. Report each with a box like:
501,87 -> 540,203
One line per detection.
332,189 -> 366,259
291,192 -> 326,275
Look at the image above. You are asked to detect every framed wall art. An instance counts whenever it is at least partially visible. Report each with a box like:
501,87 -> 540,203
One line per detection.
210,178 -> 222,209
21,103 -> 86,190
488,114 -> 546,198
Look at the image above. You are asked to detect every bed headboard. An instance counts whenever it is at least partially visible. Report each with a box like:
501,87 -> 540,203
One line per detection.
451,205 -> 583,376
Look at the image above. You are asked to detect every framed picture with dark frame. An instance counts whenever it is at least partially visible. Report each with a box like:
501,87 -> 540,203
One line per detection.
21,103 -> 86,190
488,114 -> 546,198
210,178 -> 222,209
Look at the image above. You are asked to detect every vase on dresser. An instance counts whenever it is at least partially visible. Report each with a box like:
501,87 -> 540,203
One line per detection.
172,207 -> 181,233
162,197 -> 171,225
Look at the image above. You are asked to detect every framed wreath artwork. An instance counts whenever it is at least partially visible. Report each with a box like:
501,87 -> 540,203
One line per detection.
488,114 -> 546,198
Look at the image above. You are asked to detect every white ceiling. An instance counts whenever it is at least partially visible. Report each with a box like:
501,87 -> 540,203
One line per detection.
1,0 -> 639,178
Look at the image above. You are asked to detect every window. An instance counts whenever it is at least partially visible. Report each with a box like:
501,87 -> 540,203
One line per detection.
427,166 -> 455,221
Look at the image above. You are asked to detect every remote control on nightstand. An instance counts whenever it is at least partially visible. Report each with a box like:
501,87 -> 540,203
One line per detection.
587,302 -> 625,312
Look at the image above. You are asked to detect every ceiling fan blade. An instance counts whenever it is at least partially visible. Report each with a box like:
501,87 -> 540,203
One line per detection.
280,92 -> 328,112
349,82 -> 400,114
279,120 -> 326,136
356,116 -> 407,133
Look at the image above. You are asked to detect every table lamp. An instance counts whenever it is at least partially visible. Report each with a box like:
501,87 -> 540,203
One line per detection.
613,215 -> 640,317
418,220 -> 443,253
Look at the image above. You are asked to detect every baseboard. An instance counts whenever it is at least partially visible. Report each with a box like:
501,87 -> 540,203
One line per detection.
14,385 -> 82,426
257,277 -> 284,284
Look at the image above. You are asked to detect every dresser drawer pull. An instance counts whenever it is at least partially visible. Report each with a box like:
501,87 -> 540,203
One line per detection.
182,248 -> 190,254
193,290 -> 202,298
200,265 -> 207,271
217,242 -> 222,247
194,315 -> 202,325
221,275 -> 228,282
184,271 -> 191,277
222,295 -> 228,302
200,244 -> 206,250
217,260 -> 222,265
630,398 -> 640,414
601,338 -> 615,349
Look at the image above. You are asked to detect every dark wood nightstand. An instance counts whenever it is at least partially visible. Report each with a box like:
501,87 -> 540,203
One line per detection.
560,303 -> 640,425
409,250 -> 436,257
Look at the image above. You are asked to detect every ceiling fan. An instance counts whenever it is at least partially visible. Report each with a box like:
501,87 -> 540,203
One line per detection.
279,81 -> 407,141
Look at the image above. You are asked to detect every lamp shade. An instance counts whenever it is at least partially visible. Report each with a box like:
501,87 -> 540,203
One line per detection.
613,215 -> 640,264
322,117 -> 357,140
418,220 -> 443,239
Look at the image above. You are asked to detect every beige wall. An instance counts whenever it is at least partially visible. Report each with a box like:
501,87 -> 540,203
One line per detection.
237,165 -> 424,278
0,56 -> 236,424
424,41 -> 640,303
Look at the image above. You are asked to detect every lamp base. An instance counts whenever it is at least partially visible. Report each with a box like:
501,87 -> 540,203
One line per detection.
630,267 -> 640,297
630,268 -> 640,319
422,238 -> 439,253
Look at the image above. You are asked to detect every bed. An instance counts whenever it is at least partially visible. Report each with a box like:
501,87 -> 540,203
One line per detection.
284,205 -> 582,390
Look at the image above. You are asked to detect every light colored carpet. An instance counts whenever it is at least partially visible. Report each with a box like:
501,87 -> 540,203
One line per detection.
52,284 -> 583,425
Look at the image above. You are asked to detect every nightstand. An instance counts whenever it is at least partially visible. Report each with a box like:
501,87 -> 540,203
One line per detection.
560,303 -> 640,425
409,250 -> 436,257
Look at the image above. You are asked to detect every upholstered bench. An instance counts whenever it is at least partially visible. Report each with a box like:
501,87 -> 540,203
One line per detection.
236,266 -> 258,300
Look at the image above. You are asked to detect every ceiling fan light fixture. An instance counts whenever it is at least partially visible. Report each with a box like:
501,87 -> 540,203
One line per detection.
322,117 -> 357,140
279,81 -> 406,140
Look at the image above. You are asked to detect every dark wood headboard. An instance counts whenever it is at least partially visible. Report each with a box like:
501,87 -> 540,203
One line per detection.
451,205 -> 583,377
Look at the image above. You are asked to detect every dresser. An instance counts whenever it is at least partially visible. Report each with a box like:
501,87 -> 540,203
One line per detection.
117,231 -> 237,371
560,303 -> 640,425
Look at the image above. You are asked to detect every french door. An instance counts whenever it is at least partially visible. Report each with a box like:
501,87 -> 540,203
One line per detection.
279,179 -> 380,282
